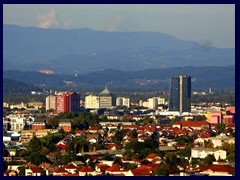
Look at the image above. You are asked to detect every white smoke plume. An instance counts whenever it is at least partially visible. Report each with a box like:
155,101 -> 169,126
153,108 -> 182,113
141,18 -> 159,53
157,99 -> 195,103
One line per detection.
37,9 -> 59,29
107,13 -> 132,32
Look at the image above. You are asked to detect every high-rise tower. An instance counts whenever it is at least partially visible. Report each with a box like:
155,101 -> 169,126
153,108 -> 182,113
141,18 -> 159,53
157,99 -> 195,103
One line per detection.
169,75 -> 191,114
99,86 -> 116,109
55,91 -> 80,114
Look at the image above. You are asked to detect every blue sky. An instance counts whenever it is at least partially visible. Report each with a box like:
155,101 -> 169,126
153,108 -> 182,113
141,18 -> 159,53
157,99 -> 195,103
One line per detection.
3,4 -> 235,48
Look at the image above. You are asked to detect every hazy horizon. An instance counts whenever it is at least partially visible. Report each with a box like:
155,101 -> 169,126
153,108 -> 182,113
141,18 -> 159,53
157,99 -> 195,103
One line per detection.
3,4 -> 235,48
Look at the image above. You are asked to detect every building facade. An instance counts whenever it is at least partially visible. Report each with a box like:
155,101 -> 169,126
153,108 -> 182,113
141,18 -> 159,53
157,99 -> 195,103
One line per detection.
116,97 -> 130,108
85,94 -> 99,109
45,95 -> 56,111
169,75 -> 191,114
99,86 -> 116,109
55,91 -> 80,114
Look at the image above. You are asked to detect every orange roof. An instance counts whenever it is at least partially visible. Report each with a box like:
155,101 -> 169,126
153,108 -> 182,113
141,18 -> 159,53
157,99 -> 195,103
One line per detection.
25,162 -> 37,168
146,153 -> 159,159
75,130 -> 88,134
39,162 -> 52,169
106,144 -> 121,150
111,173 -> 125,176
96,163 -> 110,170
131,165 -> 151,176
62,173 -> 79,176
65,163 -> 77,169
79,166 -> 94,172
106,163 -> 121,172
173,121 -> 210,127
54,167 -> 68,173
30,167 -> 41,173
200,165 -> 235,173
122,156 -> 131,161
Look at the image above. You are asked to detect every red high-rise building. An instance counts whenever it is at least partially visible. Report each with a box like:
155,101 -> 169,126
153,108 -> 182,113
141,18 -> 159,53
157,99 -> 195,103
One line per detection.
55,91 -> 80,114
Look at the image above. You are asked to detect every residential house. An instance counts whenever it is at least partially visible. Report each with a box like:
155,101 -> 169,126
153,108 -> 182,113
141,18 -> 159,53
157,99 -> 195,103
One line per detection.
159,146 -> 176,153
58,119 -> 72,132
194,138 -> 205,146
79,166 -> 95,176
95,163 -> 110,173
210,134 -> 235,148
88,126 -> 99,133
4,170 -> 18,176
199,164 -> 235,176
25,167 -> 42,176
53,167 -> 69,176
86,133 -> 99,144
105,143 -> 121,150
172,121 -> 210,130
39,162 -> 53,176
3,156 -> 12,163
145,153 -> 161,163
55,141 -> 67,151
20,130 -> 35,143
65,163 -> 78,174
191,147 -> 227,160
105,163 -> 128,175
126,165 -> 152,176
32,119 -> 46,130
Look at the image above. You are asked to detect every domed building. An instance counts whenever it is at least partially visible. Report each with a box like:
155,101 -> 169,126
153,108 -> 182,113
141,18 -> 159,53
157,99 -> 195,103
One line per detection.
99,86 -> 116,109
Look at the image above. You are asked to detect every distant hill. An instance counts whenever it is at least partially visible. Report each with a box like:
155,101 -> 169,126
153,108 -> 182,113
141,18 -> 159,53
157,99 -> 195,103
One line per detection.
3,24 -> 234,74
3,66 -> 235,92
3,78 -> 42,94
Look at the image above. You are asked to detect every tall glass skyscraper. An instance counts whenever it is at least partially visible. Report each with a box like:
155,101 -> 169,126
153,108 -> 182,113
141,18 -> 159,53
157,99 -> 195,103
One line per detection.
169,75 -> 191,114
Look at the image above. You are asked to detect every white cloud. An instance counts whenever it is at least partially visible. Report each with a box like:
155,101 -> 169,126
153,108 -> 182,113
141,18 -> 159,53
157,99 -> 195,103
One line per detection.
106,13 -> 132,32
37,9 -> 59,28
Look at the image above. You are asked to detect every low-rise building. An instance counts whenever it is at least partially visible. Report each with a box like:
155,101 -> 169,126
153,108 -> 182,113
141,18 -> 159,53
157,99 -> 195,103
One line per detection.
191,147 -> 227,160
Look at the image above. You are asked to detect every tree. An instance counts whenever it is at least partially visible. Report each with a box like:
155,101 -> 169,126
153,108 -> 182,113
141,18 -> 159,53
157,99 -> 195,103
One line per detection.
227,153 -> 235,162
221,142 -> 235,154
3,160 -> 8,172
153,167 -> 169,176
215,123 -> 226,134
27,152 -> 49,166
18,166 -> 27,176
178,146 -> 192,158
3,145 -> 10,156
130,129 -> 138,138
18,149 -> 29,158
142,116 -> 154,125
202,154 -> 215,165
28,136 -> 42,153
46,118 -> 59,129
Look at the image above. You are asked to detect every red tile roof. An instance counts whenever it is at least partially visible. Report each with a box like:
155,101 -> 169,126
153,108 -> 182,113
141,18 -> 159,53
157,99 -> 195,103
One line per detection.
105,144 -> 121,150
75,130 -> 88,134
39,162 -> 52,169
111,173 -> 125,176
54,167 -> 68,173
199,164 -> 235,173
62,173 -> 79,176
106,163 -> 121,172
96,164 -> 110,171
173,121 -> 210,127
65,163 -> 77,169
30,167 -> 41,173
131,165 -> 151,176
146,153 -> 160,159
79,166 -> 94,172
55,144 -> 67,150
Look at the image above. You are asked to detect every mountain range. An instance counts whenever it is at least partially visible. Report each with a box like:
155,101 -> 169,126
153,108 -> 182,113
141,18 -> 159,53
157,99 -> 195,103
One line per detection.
3,66 -> 235,92
3,24 -> 235,74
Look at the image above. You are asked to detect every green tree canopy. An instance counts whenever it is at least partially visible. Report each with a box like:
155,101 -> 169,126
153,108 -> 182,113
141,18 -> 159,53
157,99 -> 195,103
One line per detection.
28,136 -> 42,153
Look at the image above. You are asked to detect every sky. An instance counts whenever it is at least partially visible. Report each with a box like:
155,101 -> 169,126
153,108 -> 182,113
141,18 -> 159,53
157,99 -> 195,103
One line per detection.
3,4 -> 235,48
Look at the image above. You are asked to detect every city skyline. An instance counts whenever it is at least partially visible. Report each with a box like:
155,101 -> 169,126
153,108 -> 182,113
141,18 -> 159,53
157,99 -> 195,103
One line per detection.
3,4 -> 235,48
